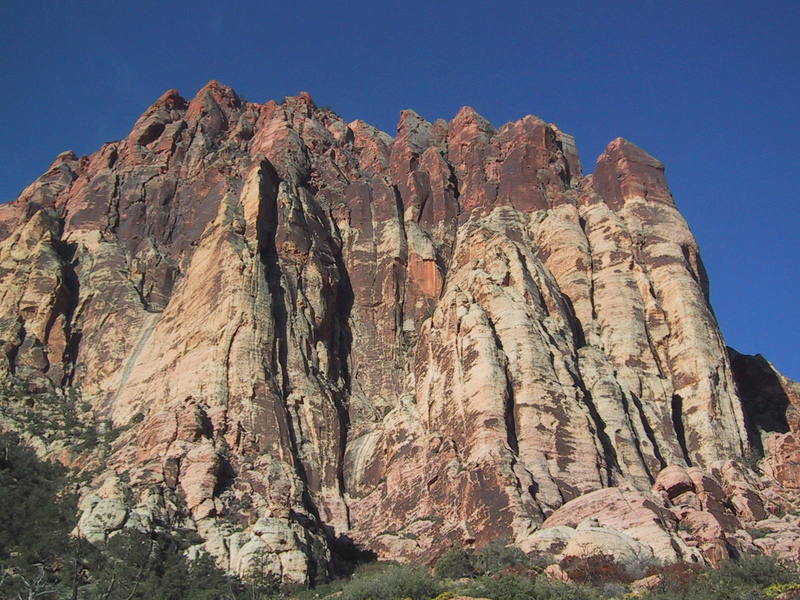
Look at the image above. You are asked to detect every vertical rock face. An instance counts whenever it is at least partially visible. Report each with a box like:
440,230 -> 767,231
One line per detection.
0,82 -> 797,581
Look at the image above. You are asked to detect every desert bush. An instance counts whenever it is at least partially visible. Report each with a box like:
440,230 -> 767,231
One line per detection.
643,555 -> 800,600
0,430 -> 94,600
712,555 -> 798,590
0,431 -> 250,600
337,563 -> 442,600
462,574 -> 604,600
434,539 -> 536,580
84,529 -> 246,600
472,538 -> 531,575
0,431 -> 78,564
434,546 -> 477,579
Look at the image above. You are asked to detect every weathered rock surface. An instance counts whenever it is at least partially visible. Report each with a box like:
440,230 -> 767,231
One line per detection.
0,81 -> 797,581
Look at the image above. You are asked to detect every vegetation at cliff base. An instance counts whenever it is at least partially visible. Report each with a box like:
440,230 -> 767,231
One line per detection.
1,430 -> 799,600
0,432 -> 271,600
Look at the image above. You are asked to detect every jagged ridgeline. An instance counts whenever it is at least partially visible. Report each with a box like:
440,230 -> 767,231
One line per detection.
0,82 -> 798,584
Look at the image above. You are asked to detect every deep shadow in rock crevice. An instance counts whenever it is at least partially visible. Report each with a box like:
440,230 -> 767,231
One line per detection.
729,347 -> 790,459
326,531 -> 378,579
671,393 -> 692,467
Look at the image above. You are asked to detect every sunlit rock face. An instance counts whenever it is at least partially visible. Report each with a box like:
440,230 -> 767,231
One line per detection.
1,81 -> 798,582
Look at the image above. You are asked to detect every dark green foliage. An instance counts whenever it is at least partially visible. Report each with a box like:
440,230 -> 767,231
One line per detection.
0,431 -> 94,599
337,563 -> 443,600
3,428 -> 800,600
694,555 -> 798,600
434,546 -> 477,579
1,384 -> 91,445
0,382 -> 132,468
83,530 -> 242,600
0,431 -> 77,564
0,431 -> 252,600
434,540 -> 536,581
472,539 -> 532,575
714,555 -> 798,588
431,548 -> 800,600
644,555 -> 800,600
462,574 -> 603,600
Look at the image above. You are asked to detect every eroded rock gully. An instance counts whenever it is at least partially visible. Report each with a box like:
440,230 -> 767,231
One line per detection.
1,82 -> 798,583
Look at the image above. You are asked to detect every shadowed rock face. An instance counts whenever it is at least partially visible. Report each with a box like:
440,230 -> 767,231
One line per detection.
0,81 -> 797,582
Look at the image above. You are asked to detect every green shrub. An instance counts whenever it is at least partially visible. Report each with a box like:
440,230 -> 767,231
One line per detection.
462,574 -> 603,600
472,539 -> 531,575
434,546 -> 476,579
338,563 -> 442,600
644,555 -> 800,600
0,430 -> 287,600
0,432 -> 76,556
85,530 -> 244,600
433,539 -> 535,580
712,556 -> 798,590
0,431 -> 92,599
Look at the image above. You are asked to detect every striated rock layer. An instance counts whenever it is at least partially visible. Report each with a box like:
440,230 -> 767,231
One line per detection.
0,82 -> 797,582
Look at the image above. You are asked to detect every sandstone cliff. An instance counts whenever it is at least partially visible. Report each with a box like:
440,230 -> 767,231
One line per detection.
0,82 -> 797,583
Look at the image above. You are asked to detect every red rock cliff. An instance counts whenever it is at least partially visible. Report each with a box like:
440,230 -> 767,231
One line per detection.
0,82 -> 797,583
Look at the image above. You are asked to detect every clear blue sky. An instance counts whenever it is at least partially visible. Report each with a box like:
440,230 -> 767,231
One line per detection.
1,1 -> 797,379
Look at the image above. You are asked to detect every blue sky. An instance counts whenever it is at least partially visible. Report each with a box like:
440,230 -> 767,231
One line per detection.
1,1 -> 797,378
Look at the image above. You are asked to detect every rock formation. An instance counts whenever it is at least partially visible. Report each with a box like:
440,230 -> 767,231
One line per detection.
0,81 -> 797,583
